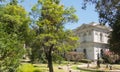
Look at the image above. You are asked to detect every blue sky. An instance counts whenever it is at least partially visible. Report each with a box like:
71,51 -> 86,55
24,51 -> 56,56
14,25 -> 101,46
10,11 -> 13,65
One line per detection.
21,0 -> 99,29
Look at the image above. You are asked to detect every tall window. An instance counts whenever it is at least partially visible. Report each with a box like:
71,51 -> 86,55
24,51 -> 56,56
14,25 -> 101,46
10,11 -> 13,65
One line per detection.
83,49 -> 87,58
100,49 -> 104,58
83,33 -> 86,42
88,31 -> 91,35
100,33 -> 103,42
83,49 -> 86,54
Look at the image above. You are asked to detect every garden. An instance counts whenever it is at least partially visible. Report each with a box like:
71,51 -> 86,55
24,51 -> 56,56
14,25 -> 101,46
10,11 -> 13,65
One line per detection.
17,60 -> 120,72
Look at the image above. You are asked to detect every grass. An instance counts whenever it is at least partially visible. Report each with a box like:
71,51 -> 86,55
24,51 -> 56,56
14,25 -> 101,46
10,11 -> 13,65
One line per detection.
18,63 -> 65,72
35,64 -> 65,72
74,64 -> 120,72
112,64 -> 120,70
71,65 -> 91,72
33,64 -> 48,72
18,61 -> 120,72
18,61 -> 82,72
17,63 -> 41,72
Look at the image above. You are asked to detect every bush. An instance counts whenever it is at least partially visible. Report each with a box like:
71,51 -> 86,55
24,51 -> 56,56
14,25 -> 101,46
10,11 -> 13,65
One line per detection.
101,51 -> 120,64
17,63 -> 41,72
79,59 -> 92,63
65,52 -> 85,61
52,53 -> 64,64
33,69 -> 42,72
99,58 -> 104,63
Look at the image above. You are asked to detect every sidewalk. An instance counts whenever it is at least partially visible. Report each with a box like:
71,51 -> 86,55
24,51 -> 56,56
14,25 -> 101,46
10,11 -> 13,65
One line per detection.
62,65 -> 80,72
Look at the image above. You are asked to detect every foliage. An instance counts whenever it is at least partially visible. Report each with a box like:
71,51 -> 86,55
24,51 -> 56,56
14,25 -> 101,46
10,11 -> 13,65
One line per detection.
65,52 -> 85,61
30,0 -> 78,72
101,50 -> 120,64
109,11 -> 120,55
79,59 -> 92,63
17,64 -> 41,72
0,1 -> 30,72
0,27 -> 24,72
52,53 -> 64,64
0,4 -> 30,41
83,0 -> 120,25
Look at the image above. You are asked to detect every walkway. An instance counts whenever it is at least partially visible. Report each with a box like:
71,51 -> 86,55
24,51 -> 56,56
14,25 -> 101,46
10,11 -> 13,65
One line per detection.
62,65 -> 80,72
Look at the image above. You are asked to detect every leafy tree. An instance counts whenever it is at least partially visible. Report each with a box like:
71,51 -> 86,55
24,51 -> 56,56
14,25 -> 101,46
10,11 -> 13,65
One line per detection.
30,0 -> 78,72
83,0 -> 120,25
109,11 -> 120,55
0,0 -> 30,71
0,29 -> 24,72
82,0 -> 120,55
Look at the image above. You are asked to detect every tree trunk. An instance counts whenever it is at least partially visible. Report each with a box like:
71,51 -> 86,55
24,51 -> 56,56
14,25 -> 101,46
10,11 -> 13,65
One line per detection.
48,53 -> 54,72
46,44 -> 54,72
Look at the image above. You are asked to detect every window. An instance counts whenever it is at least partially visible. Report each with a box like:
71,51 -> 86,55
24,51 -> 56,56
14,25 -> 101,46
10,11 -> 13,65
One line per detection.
83,49 -> 87,58
100,49 -> 104,57
83,49 -> 86,55
74,49 -> 77,52
83,33 -> 86,42
88,31 -> 91,35
95,32 -> 98,35
100,33 -> 103,42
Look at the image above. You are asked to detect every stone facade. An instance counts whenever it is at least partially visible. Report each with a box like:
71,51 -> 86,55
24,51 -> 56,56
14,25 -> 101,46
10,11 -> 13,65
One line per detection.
74,22 -> 111,60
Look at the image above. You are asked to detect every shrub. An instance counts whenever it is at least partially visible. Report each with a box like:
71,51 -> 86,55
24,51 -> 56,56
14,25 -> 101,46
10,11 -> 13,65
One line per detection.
52,53 -> 64,64
79,59 -> 92,63
99,58 -> 104,63
17,63 -> 41,72
65,52 -> 85,61
101,50 -> 120,64
33,69 -> 42,72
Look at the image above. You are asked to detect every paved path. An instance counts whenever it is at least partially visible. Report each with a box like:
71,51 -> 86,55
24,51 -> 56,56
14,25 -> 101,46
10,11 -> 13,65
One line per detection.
62,65 -> 80,72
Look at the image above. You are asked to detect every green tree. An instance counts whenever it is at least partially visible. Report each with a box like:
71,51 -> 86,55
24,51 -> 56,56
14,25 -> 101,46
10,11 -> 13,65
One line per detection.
30,0 -> 78,72
83,0 -> 120,25
109,11 -> 120,55
0,1 -> 30,71
0,28 -> 24,72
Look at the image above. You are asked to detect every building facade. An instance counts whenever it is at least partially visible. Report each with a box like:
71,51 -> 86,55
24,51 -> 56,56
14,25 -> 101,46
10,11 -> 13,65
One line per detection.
74,22 -> 111,60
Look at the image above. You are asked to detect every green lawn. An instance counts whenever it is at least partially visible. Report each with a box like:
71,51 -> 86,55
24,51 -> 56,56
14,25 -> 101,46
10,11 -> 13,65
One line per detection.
18,63 -> 65,72
71,65 -> 91,72
34,64 -> 65,72
18,62 -> 120,72
71,63 -> 120,72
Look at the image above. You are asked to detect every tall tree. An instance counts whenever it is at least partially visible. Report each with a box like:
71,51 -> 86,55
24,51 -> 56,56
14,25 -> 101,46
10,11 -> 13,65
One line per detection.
0,0 -> 30,71
30,0 -> 78,72
109,11 -> 120,55
83,0 -> 120,25
83,0 -> 120,55
0,1 -> 30,43
0,27 -> 24,72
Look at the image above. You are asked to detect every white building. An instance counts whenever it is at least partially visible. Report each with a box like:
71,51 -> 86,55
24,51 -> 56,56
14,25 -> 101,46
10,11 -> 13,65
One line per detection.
74,22 -> 111,60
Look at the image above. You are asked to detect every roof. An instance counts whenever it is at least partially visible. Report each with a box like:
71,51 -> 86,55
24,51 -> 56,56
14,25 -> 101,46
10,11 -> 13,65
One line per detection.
74,22 -> 111,32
